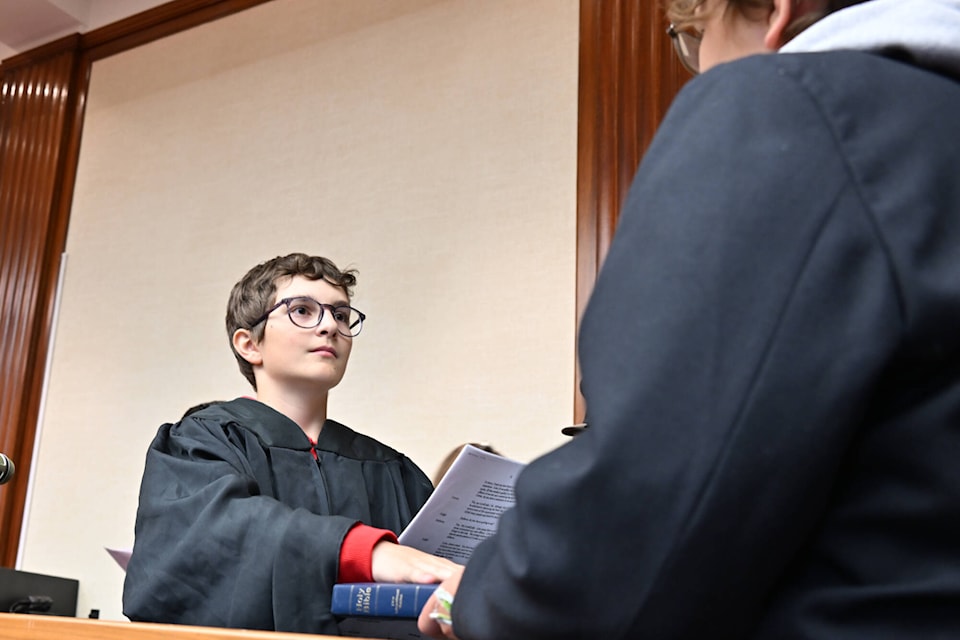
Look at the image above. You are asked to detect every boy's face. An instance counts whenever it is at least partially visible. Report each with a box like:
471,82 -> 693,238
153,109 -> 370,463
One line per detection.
252,275 -> 354,393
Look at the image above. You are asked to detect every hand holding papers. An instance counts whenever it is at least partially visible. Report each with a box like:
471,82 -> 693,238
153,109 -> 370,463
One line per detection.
333,445 -> 525,640
337,446 -> 524,637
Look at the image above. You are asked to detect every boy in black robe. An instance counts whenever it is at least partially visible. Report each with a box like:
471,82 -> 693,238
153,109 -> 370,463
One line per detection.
124,253 -> 456,634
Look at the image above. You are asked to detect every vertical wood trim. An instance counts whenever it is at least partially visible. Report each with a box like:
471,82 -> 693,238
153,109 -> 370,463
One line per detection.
0,37 -> 82,568
575,0 -> 688,422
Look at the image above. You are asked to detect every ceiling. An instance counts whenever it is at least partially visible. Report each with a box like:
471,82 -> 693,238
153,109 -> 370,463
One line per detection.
0,0 -> 171,63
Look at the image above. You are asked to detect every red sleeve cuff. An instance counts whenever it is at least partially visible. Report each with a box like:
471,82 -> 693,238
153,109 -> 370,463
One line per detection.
338,524 -> 398,583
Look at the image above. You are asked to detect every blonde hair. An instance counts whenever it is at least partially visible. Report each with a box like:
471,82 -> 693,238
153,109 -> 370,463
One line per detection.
665,0 -> 870,43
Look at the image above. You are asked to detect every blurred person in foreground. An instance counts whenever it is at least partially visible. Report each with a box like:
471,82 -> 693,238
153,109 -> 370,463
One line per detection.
420,0 -> 960,638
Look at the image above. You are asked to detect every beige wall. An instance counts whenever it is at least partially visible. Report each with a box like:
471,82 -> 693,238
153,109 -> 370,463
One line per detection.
18,0 -> 579,621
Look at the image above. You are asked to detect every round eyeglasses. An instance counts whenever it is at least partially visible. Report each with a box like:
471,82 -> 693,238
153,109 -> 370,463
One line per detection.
249,296 -> 365,337
667,23 -> 702,76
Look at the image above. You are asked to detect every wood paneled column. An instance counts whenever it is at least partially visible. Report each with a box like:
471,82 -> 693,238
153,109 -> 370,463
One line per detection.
575,0 -> 689,421
0,36 -> 85,567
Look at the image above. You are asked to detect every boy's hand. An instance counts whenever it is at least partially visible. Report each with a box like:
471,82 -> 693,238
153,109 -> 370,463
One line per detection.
417,567 -> 463,639
370,540 -> 460,584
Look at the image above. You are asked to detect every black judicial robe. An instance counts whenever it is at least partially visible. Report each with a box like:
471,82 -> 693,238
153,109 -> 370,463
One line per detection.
122,397 -> 432,634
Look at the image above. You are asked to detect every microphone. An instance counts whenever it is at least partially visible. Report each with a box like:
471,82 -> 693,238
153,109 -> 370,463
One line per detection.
0,453 -> 15,485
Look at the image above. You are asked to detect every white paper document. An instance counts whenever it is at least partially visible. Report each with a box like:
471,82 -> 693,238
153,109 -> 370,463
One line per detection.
399,445 -> 526,564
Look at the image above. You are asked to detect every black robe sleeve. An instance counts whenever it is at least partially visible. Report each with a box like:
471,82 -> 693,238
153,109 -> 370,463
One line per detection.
123,398 -> 432,634
451,52 -> 960,639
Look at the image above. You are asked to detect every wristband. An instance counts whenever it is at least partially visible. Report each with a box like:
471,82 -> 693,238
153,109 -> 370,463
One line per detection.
428,587 -> 454,626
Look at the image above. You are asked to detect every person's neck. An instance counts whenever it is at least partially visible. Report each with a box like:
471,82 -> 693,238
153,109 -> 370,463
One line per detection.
254,382 -> 329,442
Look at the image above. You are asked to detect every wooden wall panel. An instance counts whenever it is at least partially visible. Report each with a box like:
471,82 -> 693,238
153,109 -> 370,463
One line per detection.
574,0 -> 688,421
0,37 -> 81,568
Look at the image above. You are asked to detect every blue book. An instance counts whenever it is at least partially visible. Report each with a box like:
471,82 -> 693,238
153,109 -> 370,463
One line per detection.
332,582 -> 438,619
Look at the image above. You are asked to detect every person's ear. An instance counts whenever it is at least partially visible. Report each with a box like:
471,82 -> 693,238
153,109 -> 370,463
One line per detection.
232,328 -> 263,366
764,0 -> 795,50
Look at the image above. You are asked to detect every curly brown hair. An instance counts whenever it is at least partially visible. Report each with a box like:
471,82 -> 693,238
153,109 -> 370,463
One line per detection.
226,253 -> 358,389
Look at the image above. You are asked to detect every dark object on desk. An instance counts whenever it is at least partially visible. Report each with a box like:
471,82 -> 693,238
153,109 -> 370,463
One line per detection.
334,583 -> 436,640
0,568 -> 79,617
9,595 -> 52,614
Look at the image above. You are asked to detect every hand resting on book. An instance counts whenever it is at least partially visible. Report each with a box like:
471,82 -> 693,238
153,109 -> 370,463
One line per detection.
371,540 -> 460,584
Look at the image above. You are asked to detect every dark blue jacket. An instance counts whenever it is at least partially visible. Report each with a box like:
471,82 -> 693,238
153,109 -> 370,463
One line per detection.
455,48 -> 960,640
